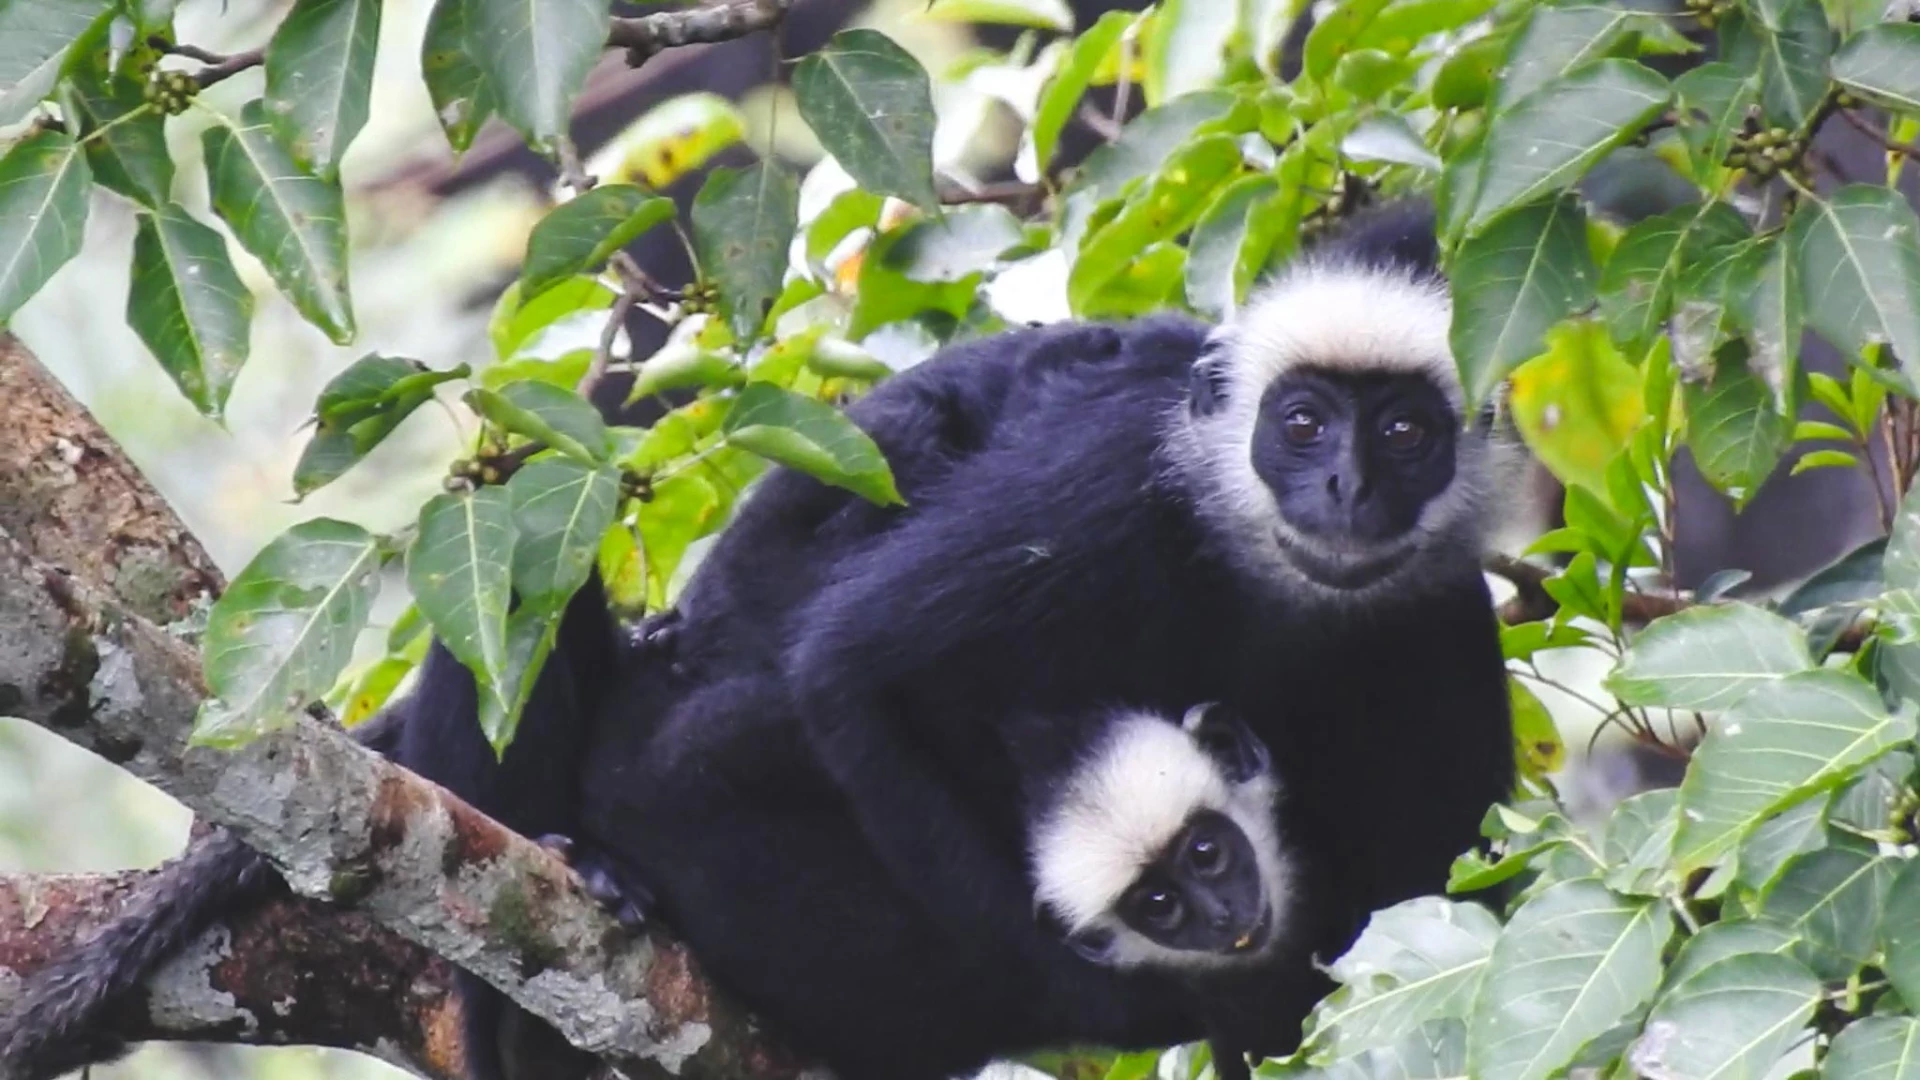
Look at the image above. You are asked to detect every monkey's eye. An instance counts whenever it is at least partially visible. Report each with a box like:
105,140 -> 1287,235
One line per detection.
1188,834 -> 1229,877
1382,415 -> 1427,453
1283,406 -> 1324,445
1134,888 -> 1185,930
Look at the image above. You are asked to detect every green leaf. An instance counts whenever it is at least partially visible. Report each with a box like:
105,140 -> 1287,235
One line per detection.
1432,33 -> 1503,110
1606,602 -> 1814,710
1630,953 -> 1820,1080
193,519 -> 383,747
1603,788 -> 1680,896
792,29 -> 938,212
263,0 -> 381,179
1341,113 -> 1441,171
1670,670 -> 1912,874
1301,897 -> 1503,1060
1825,1017 -> 1920,1080
0,0 -> 111,128
1881,858 -> 1920,1011
1185,174 -> 1280,321
1722,0 -> 1834,129
0,129 -> 91,325
506,456 -> 621,614
406,487 -> 517,719
1075,241 -> 1185,319
1736,795 -> 1831,891
692,162 -> 799,344
201,101 -> 355,344
67,54 -> 172,206
421,0 -> 494,154
1143,0 -> 1238,105
295,355 -> 468,496
1349,0 -> 1497,52
1684,343 -> 1789,509
1758,841 -> 1897,980
635,469 -> 724,609
1070,134 -> 1242,313
1030,10 -> 1133,173
489,277 -> 615,361
1466,879 -> 1672,1080
1599,201 -> 1750,359
626,343 -> 744,399
1496,3 -> 1684,112
887,202 -> 1024,284
475,602 -> 558,752
1730,236 -> 1803,409
1462,59 -> 1670,235
1831,23 -> 1920,114
1789,186 -> 1920,391
1674,62 -> 1761,179
466,380 -> 611,463
127,203 -> 254,419
1072,90 -> 1252,202
465,0 -> 611,147
919,0 -> 1073,30
845,220 -> 982,339
1448,195 -> 1597,411
520,185 -> 673,300
722,382 -> 903,506
805,187 -> 884,265
1303,0 -> 1394,83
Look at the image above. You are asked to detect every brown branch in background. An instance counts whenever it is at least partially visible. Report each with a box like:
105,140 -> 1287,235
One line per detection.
1484,551 -> 1689,627
148,38 -> 265,89
1839,107 -> 1920,160
937,179 -> 1048,215
608,0 -> 794,68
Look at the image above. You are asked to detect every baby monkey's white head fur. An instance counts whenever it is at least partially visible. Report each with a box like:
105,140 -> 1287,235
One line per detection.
1030,705 -> 1291,972
1166,258 -> 1520,605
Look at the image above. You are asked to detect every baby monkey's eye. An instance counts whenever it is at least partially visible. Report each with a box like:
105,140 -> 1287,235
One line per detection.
1188,834 -> 1228,877
1135,888 -> 1184,930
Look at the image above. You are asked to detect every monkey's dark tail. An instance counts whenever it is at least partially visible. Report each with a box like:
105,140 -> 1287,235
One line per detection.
0,828 -> 283,1080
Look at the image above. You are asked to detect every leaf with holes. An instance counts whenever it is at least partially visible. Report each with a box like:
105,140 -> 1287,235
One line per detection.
264,0 -> 381,178
421,0 -> 493,153
1669,670 -> 1911,875
794,30 -> 938,211
194,519 -> 384,747
506,456 -> 621,615
127,203 -> 254,420
1789,186 -> 1920,389
693,162 -> 798,344
1831,23 -> 1920,114
407,487 -> 517,720
520,185 -> 673,300
202,101 -> 355,344
465,0 -> 610,147
1465,879 -> 1672,1080
1448,195 -> 1596,412
1630,953 -> 1820,1080
723,383 -> 903,507
0,129 -> 91,325
1684,343 -> 1789,509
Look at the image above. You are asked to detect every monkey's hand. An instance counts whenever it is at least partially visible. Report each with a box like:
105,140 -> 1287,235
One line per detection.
629,608 -> 683,657
535,834 -> 655,933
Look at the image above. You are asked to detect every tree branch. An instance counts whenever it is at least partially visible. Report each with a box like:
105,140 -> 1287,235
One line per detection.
607,0 -> 794,68
0,334 -> 804,1080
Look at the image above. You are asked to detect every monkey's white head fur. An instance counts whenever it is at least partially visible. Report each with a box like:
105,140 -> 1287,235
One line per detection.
1029,706 -> 1291,971
1164,257 -> 1522,604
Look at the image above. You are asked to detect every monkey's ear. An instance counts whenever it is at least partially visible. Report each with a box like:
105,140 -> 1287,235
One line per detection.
1189,339 -> 1232,417
1184,703 -> 1271,784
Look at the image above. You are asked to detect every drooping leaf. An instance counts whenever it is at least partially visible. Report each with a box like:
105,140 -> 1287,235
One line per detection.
1448,195 -> 1597,411
1758,841 -> 1897,980
635,469 -> 724,609
1824,1017 -> 1920,1080
464,0 -> 611,148
506,456 -> 622,614
127,203 -> 254,419
1789,186 -> 1920,390
0,129 -> 91,325
263,0 -> 382,179
1606,602 -> 1814,710
489,276 -> 616,361
1461,60 -> 1670,235
1729,235 -> 1803,409
1683,342 -> 1789,509
67,54 -> 173,206
1070,134 -> 1242,313
421,0 -> 494,153
193,519 -> 384,747
1722,0 -> 1834,129
793,29 -> 939,211
692,162 -> 799,344
406,487 -> 517,720
1466,879 -> 1672,1080
919,0 -> 1074,30
1599,201 -> 1751,360
0,0 -> 111,128
1831,22 -> 1920,114
722,382 -> 903,506
1185,174 -> 1280,320
1629,953 -> 1820,1080
466,380 -> 612,463
1670,670 -> 1912,874
294,354 -> 468,496
476,605 -> 560,753
1300,897 -> 1504,1060
1029,10 -> 1133,173
201,101 -> 355,344
520,185 -> 674,300
1496,3 -> 1687,112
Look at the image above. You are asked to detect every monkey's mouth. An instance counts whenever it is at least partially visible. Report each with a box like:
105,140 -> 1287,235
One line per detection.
1271,529 -> 1412,590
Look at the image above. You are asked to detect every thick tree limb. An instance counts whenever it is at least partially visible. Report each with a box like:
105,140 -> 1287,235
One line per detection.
0,335 -> 802,1079
608,0 -> 793,67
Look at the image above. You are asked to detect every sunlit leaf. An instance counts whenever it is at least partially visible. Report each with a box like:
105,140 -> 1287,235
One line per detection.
887,203 -> 1025,284
1341,113 -> 1441,170
1070,134 -> 1241,312
466,380 -> 612,463
127,203 -> 254,419
722,382 -> 903,506
1072,90 -> 1252,201
918,0 -> 1074,30
1185,174 -> 1280,321
1303,0 -> 1394,82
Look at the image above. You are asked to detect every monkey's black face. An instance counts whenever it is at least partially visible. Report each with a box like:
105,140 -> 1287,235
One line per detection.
1247,369 -> 1457,587
1110,812 -> 1271,958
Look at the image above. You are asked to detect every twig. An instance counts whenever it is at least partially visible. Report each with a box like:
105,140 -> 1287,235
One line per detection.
1076,103 -> 1123,141
1840,107 -> 1920,159
607,0 -> 793,68
1484,552 -> 1688,626
557,136 -> 597,194
149,37 -> 264,89
936,178 -> 1047,214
